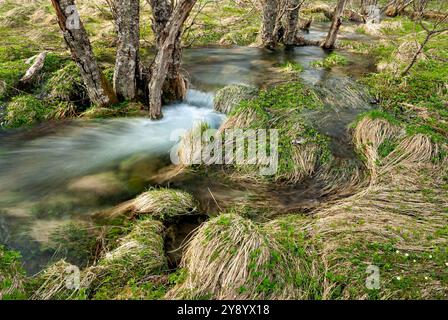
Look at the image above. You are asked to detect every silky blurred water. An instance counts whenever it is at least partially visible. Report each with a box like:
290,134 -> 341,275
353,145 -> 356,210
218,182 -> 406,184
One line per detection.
0,22 -> 376,273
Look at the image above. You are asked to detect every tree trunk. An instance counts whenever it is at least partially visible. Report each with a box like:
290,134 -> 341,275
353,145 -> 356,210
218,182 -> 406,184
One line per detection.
50,0 -> 117,107
322,0 -> 347,50
114,0 -> 140,101
149,0 -> 187,104
385,0 -> 412,17
162,38 -> 187,104
283,0 -> 302,47
261,0 -> 279,49
148,0 -> 196,119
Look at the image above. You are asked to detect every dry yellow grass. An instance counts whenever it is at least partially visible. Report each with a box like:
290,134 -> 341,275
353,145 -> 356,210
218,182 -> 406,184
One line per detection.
32,218 -> 166,300
167,213 -> 323,300
169,117 -> 447,300
97,188 -> 196,221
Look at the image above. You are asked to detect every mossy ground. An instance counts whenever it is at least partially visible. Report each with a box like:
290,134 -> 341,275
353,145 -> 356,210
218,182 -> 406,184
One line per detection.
346,15 -> 448,146
0,245 -> 26,300
222,81 -> 332,184
1,0 -> 447,301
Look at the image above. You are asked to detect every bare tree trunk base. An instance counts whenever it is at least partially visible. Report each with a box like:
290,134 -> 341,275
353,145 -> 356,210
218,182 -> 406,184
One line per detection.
300,18 -> 313,32
162,73 -> 188,104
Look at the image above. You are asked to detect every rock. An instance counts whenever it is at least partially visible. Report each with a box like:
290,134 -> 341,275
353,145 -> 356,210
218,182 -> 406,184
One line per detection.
67,172 -> 127,197
214,84 -> 258,115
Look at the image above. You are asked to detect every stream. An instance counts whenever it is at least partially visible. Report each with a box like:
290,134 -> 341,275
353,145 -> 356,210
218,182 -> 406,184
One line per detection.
0,22 -> 377,274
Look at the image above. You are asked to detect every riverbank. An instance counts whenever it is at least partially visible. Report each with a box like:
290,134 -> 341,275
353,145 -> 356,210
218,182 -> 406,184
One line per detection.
0,0 -> 447,300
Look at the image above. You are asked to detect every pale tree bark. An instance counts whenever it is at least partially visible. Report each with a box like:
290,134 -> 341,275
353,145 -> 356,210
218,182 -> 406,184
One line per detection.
283,0 -> 303,47
148,0 -> 197,119
361,0 -> 379,15
50,0 -> 117,107
19,52 -> 47,87
261,0 -> 279,49
322,0 -> 347,50
114,0 -> 140,101
149,0 -> 188,104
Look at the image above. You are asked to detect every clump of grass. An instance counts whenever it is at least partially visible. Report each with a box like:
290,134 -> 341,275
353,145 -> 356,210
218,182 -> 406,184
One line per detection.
32,218 -> 167,300
99,188 -> 197,222
313,117 -> 448,299
168,213 -> 323,300
222,81 -> 332,184
5,94 -> 53,128
90,218 -> 166,298
214,84 -> 258,115
312,53 -> 348,69
45,222 -> 99,269
81,101 -> 144,119
279,61 -> 304,74
45,62 -> 86,103
0,245 -> 26,300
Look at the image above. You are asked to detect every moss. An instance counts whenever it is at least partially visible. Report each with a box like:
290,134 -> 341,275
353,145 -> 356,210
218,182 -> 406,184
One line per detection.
0,245 -> 26,300
214,84 -> 258,114
45,222 -> 98,269
89,218 -> 167,299
279,61 -> 304,74
5,94 -> 53,128
225,81 -> 332,183
378,139 -> 398,159
81,101 -> 144,119
0,60 -> 28,100
45,62 -> 86,103
312,53 -> 348,69
0,43 -> 37,63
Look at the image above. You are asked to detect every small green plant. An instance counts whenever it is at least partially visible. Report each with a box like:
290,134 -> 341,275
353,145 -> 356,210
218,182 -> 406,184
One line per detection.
0,245 -> 26,300
312,53 -> 348,69
279,61 -> 304,73
5,94 -> 52,128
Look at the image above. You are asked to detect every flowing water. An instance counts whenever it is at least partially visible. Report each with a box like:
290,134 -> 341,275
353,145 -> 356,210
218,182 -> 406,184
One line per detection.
0,23 -> 377,274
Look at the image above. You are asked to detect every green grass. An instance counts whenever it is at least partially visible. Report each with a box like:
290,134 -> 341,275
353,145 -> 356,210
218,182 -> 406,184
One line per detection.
229,81 -> 332,182
0,245 -> 26,300
312,53 -> 348,69
5,94 -> 54,128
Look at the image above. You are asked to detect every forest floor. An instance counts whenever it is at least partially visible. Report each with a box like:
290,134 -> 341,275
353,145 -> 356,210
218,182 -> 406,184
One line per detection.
0,0 -> 447,300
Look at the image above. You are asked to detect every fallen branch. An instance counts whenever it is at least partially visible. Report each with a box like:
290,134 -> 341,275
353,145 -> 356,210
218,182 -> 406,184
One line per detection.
19,52 -> 47,87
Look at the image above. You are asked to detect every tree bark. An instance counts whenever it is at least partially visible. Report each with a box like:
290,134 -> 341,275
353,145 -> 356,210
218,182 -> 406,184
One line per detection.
114,0 -> 140,101
261,0 -> 279,49
148,0 -> 196,119
149,0 -> 187,104
283,0 -> 302,47
322,0 -> 347,50
385,0 -> 413,17
50,0 -> 117,107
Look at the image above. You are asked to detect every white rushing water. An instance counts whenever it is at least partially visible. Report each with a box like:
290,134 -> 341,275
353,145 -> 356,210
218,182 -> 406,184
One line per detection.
0,90 -> 224,195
